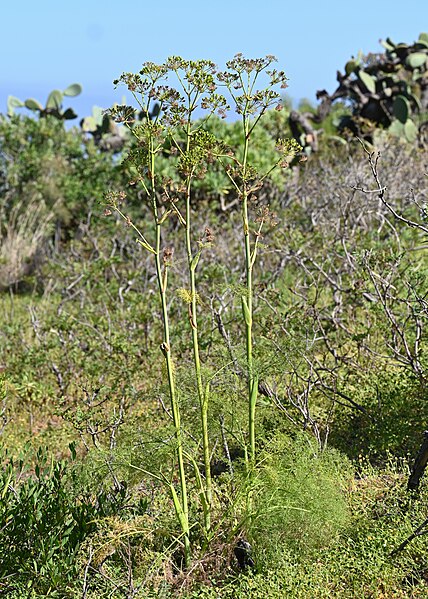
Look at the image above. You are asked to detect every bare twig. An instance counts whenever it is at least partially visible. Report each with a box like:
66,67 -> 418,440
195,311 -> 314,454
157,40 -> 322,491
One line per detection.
390,517 -> 428,557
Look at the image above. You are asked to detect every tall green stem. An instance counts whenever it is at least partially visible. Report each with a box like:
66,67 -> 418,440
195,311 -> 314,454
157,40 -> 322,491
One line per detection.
184,124 -> 212,533
150,145 -> 191,566
241,116 -> 257,465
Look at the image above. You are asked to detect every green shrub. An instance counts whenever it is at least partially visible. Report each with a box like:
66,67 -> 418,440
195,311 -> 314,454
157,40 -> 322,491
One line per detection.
246,433 -> 351,567
0,114 -> 124,232
0,444 -> 140,597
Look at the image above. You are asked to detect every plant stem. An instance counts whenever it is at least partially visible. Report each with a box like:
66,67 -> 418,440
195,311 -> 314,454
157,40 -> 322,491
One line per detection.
150,144 -> 191,566
184,128 -> 212,534
241,113 -> 257,465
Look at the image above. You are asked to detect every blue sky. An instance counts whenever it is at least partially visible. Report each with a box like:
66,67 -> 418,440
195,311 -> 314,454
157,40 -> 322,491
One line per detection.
1,0 -> 426,120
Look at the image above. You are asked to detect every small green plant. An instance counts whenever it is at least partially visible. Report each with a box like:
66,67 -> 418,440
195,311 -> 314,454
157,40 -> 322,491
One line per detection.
247,432 -> 350,567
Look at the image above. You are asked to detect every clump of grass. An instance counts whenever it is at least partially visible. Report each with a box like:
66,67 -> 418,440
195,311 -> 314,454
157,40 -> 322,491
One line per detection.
0,200 -> 53,290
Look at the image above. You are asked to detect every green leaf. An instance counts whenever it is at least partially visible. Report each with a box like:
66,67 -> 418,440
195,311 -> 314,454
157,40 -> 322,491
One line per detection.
81,115 -> 97,132
184,451 -> 209,515
418,32 -> 428,44
157,209 -> 172,225
46,90 -> 63,110
136,239 -> 156,254
404,119 -> 418,143
63,83 -> 82,97
7,95 -> 24,115
388,120 -> 404,137
169,484 -> 187,532
91,105 -> 104,124
241,295 -> 252,326
69,442 -> 76,460
25,98 -> 43,111
406,52 -> 427,68
358,71 -> 376,94
345,60 -> 358,76
1,466 -> 13,499
393,95 -> 410,123
190,252 -> 200,272
327,135 -> 348,145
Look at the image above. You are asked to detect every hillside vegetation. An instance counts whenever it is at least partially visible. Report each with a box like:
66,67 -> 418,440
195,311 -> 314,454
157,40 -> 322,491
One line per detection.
1,37 -> 428,598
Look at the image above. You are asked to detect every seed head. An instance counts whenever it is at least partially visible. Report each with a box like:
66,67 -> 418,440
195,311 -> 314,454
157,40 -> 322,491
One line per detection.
163,246 -> 174,264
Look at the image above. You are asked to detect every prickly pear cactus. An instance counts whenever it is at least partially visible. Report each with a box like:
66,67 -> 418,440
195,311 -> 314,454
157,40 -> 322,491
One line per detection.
316,33 -> 428,143
7,84 -> 82,120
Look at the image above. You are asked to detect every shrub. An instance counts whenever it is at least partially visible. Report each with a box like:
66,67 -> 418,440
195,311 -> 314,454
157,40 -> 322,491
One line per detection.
0,114 -> 124,235
0,444 -> 123,597
246,433 -> 351,568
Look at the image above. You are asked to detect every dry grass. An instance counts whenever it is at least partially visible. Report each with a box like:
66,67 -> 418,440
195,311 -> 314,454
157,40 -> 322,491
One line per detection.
0,200 -> 53,290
